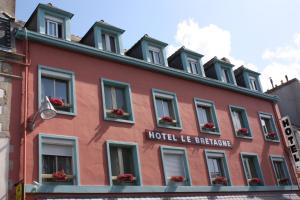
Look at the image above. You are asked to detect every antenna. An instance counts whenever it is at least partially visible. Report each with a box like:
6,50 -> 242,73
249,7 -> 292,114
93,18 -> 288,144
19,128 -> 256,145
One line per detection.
269,77 -> 274,88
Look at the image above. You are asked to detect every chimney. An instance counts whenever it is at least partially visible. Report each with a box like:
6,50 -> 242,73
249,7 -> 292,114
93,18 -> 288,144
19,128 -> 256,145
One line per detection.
269,77 -> 274,88
285,75 -> 288,82
0,0 -> 15,18
281,80 -> 283,84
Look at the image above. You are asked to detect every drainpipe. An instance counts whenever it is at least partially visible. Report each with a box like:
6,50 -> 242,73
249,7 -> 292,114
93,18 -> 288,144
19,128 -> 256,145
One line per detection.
272,103 -> 300,189
22,27 -> 30,200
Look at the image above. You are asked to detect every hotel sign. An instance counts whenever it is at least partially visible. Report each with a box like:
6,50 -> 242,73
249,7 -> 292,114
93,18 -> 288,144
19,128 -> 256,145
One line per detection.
281,116 -> 300,174
145,130 -> 232,148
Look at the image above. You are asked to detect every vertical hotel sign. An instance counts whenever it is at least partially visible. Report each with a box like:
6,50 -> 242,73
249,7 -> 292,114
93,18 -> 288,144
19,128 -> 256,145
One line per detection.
281,116 -> 300,176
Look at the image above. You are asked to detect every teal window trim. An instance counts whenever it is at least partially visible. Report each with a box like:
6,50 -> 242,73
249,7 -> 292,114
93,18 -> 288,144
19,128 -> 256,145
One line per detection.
240,152 -> 264,186
94,26 -> 122,54
229,105 -> 252,139
142,41 -> 167,66
100,78 -> 135,124
37,6 -> 72,41
243,71 -> 263,92
38,133 -> 80,185
160,145 -> 192,186
215,63 -> 236,85
258,112 -> 280,143
152,88 -> 182,130
38,65 -> 77,116
182,53 -> 204,77
204,149 -> 232,186
106,140 -> 143,186
194,98 -> 220,135
270,155 -> 292,186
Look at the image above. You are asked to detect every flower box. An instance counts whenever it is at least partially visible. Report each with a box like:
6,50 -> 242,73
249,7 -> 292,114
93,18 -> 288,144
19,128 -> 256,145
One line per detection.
49,97 -> 64,107
159,116 -> 176,124
202,122 -> 215,131
212,176 -> 227,185
52,170 -> 67,181
107,108 -> 129,118
278,178 -> 289,185
170,176 -> 184,182
116,173 -> 134,183
238,128 -> 248,135
266,132 -> 277,140
249,177 -> 261,185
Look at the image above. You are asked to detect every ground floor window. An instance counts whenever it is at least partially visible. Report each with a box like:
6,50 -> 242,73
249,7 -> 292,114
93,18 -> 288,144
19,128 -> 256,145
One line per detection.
107,141 -> 142,186
241,153 -> 264,186
39,134 -> 79,185
205,150 -> 231,186
160,146 -> 191,186
270,156 -> 291,186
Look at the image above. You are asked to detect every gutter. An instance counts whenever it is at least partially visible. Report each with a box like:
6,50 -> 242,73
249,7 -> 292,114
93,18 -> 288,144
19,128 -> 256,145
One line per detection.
15,28 -> 279,102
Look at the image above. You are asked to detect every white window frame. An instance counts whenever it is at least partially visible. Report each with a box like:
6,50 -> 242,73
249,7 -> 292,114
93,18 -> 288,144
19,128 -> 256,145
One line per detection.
148,46 -> 162,64
221,68 -> 231,83
45,15 -> 64,38
102,33 -> 117,53
187,58 -> 198,74
249,76 -> 258,91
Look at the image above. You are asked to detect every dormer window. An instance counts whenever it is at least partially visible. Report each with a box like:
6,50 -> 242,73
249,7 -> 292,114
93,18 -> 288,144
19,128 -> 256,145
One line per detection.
249,76 -> 258,91
187,58 -> 198,74
221,67 -> 231,83
148,46 -> 162,65
101,33 -> 117,53
45,16 -> 63,38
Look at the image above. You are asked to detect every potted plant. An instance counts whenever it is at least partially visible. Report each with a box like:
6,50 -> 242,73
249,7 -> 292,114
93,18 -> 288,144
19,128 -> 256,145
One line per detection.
203,122 -> 215,131
111,108 -> 125,116
52,169 -> 67,181
159,116 -> 175,124
266,132 -> 277,140
278,178 -> 289,185
117,173 -> 134,183
49,97 -> 64,107
249,177 -> 261,185
212,176 -> 227,185
238,127 -> 248,136
170,176 -> 184,182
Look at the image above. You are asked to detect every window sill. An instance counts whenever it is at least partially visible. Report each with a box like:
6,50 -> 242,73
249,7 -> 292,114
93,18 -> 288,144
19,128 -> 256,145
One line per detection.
235,132 -> 253,140
200,128 -> 220,135
104,116 -> 134,124
264,138 -> 280,143
56,110 -> 76,116
157,122 -> 182,130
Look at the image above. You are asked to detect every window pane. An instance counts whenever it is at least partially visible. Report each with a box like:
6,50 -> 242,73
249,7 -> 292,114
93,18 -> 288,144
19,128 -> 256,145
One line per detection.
162,100 -> 171,117
164,153 -> 185,177
42,155 -> 56,174
58,23 -> 63,38
233,110 -> 243,130
156,98 -> 164,118
101,34 -> 106,50
186,64 -> 192,73
122,148 -> 134,174
221,68 -> 230,83
153,51 -> 161,64
149,51 -> 155,63
243,158 -> 251,179
42,77 -> 55,99
274,161 -> 285,179
262,118 -> 272,133
110,147 -> 120,176
55,79 -> 68,103
47,21 -> 57,37
57,156 -> 73,174
115,87 -> 126,111
109,36 -> 116,53
104,86 -> 113,110
248,158 -> 258,178
208,157 -> 223,178
197,106 -> 212,125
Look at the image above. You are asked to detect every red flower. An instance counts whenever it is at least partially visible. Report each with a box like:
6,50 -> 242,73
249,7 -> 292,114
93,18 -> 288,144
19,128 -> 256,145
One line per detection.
213,176 -> 227,185
111,108 -> 125,116
161,116 -> 174,123
279,178 -> 289,184
249,177 -> 261,185
117,173 -> 134,182
204,122 -> 215,129
52,170 -> 67,181
267,132 -> 276,139
170,176 -> 184,182
49,98 -> 64,107
238,128 -> 248,135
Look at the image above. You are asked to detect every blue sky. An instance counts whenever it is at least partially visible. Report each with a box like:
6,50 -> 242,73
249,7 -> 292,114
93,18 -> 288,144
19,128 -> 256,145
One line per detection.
16,0 -> 300,90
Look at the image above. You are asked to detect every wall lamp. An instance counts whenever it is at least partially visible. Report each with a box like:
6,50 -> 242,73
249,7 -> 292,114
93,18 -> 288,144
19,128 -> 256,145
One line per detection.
28,96 -> 57,131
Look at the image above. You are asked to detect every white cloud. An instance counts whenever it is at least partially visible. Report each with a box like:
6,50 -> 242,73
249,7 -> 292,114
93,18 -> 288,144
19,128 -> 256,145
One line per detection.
261,33 -> 300,91
167,18 -> 257,71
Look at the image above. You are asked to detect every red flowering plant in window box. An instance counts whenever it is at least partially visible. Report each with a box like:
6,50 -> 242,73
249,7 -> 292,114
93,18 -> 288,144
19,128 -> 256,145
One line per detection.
117,173 -> 134,183
49,97 -> 64,107
266,132 -> 277,140
160,116 -> 175,124
203,122 -> 215,131
278,178 -> 289,185
52,169 -> 67,181
249,177 -> 261,185
111,108 -> 125,116
238,128 -> 249,136
170,176 -> 185,182
212,176 -> 227,185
